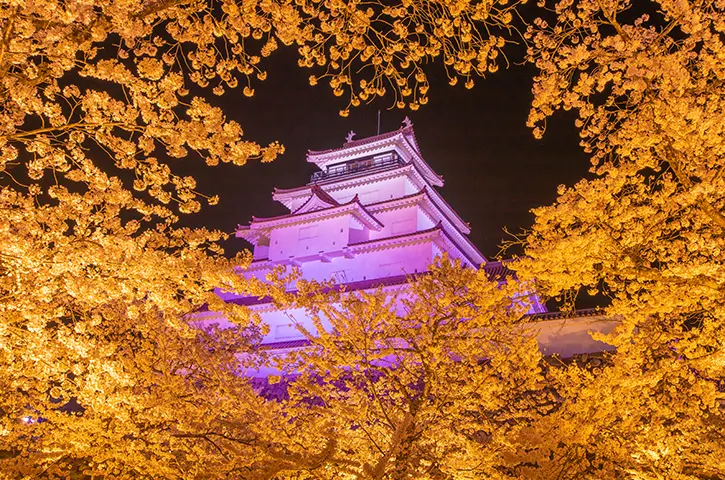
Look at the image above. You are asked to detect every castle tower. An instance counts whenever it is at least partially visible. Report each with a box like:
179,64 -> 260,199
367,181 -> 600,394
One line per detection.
222,119 -> 546,349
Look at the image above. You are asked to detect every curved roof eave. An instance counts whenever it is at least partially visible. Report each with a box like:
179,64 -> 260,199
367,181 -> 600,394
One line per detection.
239,199 -> 384,232
306,128 -> 444,187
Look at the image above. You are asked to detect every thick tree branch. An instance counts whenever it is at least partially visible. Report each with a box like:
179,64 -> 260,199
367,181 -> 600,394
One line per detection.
0,7 -> 18,70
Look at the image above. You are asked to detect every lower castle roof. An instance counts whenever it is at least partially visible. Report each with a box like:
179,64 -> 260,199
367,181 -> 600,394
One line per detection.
228,260 -> 517,308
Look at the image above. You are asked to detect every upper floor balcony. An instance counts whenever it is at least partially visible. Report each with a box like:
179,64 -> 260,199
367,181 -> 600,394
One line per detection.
310,152 -> 406,183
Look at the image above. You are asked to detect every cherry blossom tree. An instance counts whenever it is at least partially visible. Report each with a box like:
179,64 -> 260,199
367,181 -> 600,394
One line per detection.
0,0 -> 524,476
7,0 -> 725,476
256,257 -> 547,479
512,1 -> 725,477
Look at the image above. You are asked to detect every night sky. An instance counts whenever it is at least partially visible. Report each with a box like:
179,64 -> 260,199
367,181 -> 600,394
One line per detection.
181,46 -> 592,260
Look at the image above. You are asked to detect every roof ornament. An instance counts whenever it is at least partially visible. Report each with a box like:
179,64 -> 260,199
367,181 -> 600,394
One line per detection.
345,130 -> 356,143
402,116 -> 413,129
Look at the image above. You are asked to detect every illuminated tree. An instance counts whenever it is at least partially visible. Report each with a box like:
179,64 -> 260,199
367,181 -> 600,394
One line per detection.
0,0 -> 523,476
259,257 -> 547,479
511,0 -> 725,477
10,0 -> 724,476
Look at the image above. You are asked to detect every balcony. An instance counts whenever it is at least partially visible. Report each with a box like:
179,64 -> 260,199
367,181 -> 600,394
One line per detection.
310,152 -> 405,183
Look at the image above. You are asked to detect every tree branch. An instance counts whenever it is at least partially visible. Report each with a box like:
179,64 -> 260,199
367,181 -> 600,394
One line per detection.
667,149 -> 725,231
0,7 -> 18,71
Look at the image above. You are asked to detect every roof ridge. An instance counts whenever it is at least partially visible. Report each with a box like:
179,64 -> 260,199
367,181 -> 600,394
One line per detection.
247,197 -> 383,229
307,126 -> 414,157
364,186 -> 428,208
274,163 -> 414,199
349,223 -> 442,248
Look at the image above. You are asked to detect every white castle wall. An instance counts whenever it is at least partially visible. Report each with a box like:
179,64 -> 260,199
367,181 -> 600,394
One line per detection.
242,240 -> 438,287
281,171 -> 418,213
267,216 -> 349,261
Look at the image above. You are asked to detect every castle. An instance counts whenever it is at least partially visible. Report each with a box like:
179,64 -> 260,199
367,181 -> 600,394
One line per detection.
218,120 -> 616,369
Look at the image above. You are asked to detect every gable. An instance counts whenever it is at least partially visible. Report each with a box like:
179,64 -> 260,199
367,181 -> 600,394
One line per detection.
292,186 -> 340,214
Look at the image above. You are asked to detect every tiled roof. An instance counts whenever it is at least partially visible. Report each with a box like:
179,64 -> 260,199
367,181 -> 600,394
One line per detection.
257,308 -> 608,350
228,273 -> 418,307
241,196 -> 383,231
526,308 -> 605,321
365,185 -> 473,237
259,339 -> 311,350
482,261 -> 516,282
365,186 -> 427,208
349,223 -> 443,248
306,126 -> 443,187
229,260 -> 517,308
273,163 -> 412,197
347,224 -> 484,268
308,127 -> 412,156
291,184 -> 340,214
228,294 -> 275,306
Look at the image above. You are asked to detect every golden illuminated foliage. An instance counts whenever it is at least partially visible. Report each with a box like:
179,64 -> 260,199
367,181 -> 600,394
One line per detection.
0,0 -> 521,201
6,0 -> 725,476
511,0 -> 725,477
0,183 -> 276,476
0,0 -> 526,476
256,257 -> 548,479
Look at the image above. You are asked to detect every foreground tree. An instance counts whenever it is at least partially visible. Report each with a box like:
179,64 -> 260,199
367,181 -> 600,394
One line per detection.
11,0 -> 725,476
0,0 -> 525,476
254,258 -> 547,479
512,0 -> 725,477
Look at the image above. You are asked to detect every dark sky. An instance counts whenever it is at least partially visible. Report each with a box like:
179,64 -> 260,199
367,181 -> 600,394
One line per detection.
181,47 -> 591,260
